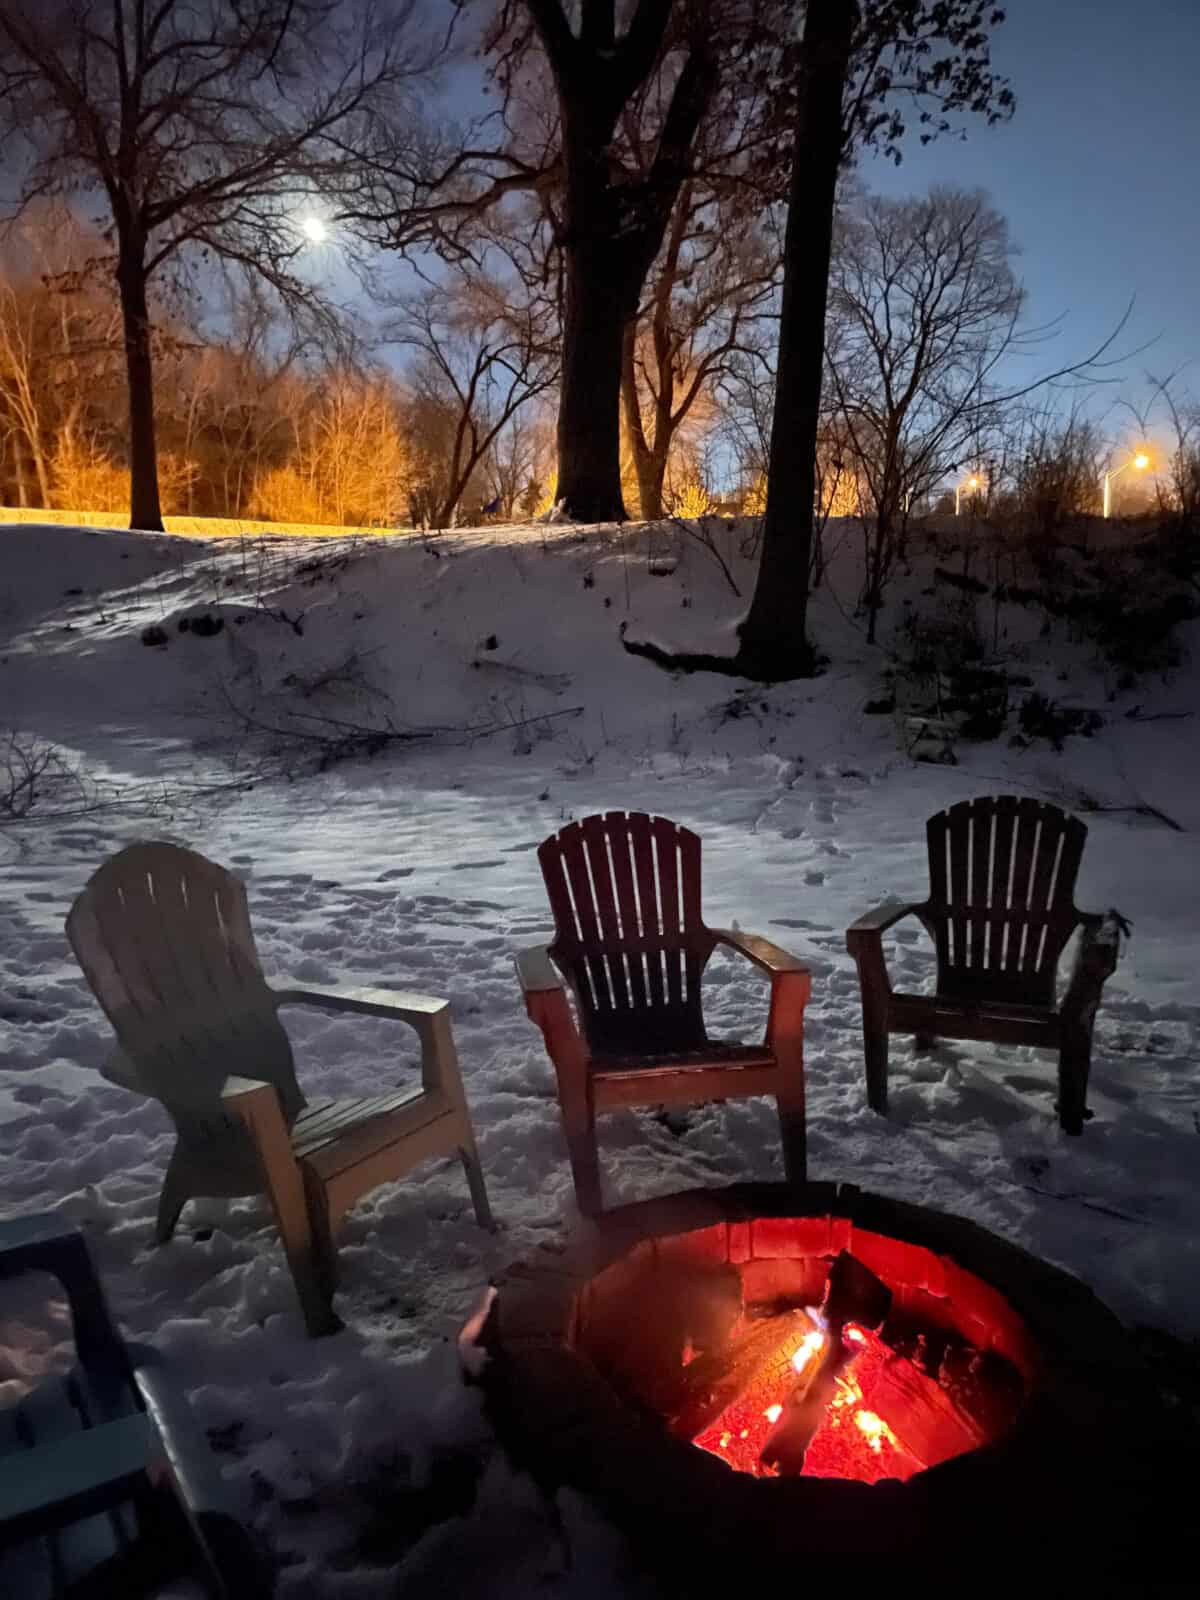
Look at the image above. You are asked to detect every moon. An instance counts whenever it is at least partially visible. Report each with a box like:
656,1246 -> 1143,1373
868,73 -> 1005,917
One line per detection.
300,215 -> 327,244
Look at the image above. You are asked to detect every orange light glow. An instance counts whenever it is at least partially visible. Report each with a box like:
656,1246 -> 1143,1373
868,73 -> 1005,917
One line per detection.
1133,452 -> 1150,471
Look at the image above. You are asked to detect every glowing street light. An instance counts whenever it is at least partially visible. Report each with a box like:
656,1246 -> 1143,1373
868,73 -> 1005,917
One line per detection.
955,473 -> 983,516
1102,450 -> 1150,519
299,215 -> 328,244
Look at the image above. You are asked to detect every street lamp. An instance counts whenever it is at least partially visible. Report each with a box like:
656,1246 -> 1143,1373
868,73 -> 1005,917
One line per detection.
1102,451 -> 1150,519
955,474 -> 982,516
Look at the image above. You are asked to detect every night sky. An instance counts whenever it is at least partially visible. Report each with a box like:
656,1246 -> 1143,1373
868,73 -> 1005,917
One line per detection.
866,0 -> 1200,424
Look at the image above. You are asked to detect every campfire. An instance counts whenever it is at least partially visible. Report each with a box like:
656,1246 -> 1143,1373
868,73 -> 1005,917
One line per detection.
463,1185 -> 1154,1576
575,1222 -> 1031,1487
675,1250 -> 1018,1485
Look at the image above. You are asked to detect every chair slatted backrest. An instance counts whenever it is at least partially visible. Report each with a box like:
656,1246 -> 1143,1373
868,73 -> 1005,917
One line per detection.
538,812 -> 715,1056
922,797 -> 1087,1008
66,843 -> 305,1129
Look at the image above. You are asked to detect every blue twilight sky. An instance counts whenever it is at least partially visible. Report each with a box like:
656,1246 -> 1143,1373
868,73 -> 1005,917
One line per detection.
863,0 -> 1200,425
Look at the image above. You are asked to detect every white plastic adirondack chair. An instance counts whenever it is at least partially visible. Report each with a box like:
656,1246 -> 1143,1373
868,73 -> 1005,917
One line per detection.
66,842 -> 493,1336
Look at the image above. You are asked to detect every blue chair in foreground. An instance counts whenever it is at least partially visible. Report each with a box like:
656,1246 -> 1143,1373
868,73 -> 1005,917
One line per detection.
0,1212 -> 271,1598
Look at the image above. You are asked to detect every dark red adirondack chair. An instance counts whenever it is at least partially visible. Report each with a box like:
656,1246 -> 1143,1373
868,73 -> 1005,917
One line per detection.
517,812 -> 811,1215
846,796 -> 1125,1134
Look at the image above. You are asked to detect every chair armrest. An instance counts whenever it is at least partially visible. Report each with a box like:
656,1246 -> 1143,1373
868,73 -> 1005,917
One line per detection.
846,901 -> 921,942
133,1357 -> 273,1598
513,947 -> 586,1060
514,945 -> 565,994
0,1413 -> 157,1539
711,928 -> 810,980
0,1210 -> 83,1266
273,982 -> 448,1025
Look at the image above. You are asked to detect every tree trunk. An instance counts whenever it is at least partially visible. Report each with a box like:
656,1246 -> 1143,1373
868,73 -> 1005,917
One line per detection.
557,238 -> 634,522
621,321 -> 668,521
116,238 -> 164,532
13,440 -> 29,507
738,0 -> 858,678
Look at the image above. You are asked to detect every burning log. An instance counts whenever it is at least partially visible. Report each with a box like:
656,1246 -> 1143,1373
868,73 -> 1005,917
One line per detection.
759,1251 -> 893,1478
666,1311 -> 815,1441
863,1352 -> 985,1468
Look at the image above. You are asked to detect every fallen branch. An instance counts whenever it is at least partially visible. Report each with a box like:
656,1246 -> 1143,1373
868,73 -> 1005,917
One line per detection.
1124,706 -> 1194,723
1075,800 -> 1184,833
470,656 -> 573,693
219,688 -> 583,772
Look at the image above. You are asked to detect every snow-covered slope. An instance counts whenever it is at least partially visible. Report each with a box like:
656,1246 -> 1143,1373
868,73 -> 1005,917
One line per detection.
2,517 -> 1198,1594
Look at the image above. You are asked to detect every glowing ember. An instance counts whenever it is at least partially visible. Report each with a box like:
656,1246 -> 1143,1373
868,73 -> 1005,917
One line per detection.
854,1410 -> 898,1454
694,1321 -> 926,1485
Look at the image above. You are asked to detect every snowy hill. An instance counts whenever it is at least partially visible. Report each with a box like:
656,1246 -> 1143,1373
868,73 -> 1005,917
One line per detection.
2,516 -> 1198,1593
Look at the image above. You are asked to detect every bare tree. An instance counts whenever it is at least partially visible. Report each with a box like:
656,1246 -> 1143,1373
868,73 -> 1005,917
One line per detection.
1144,374 -> 1200,531
0,207 -> 123,505
1012,402 -> 1104,545
737,0 -> 858,676
251,365 -> 413,526
738,0 -> 1015,677
826,187 -> 1024,639
0,0 -> 431,531
621,182 -> 778,519
389,264 -> 558,528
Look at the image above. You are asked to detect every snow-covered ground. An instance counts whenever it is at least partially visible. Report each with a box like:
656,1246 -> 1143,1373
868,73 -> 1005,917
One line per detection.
2,517 -> 1198,1594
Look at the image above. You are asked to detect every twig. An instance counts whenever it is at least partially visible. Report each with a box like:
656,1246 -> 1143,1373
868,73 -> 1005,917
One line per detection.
1020,1184 -> 1149,1225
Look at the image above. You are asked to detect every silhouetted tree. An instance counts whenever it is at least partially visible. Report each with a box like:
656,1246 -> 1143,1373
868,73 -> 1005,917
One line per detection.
738,0 -> 1015,677
0,0 -> 429,530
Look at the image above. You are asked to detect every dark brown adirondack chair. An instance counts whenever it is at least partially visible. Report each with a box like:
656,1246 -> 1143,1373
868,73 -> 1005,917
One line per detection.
846,796 -> 1125,1134
517,812 -> 811,1215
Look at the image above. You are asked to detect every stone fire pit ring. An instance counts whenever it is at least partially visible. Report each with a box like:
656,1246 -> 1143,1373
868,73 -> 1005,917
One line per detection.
462,1182 -> 1165,1584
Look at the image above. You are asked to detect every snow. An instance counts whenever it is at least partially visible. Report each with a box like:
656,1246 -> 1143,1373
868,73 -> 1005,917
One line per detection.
2,515 -> 1198,1593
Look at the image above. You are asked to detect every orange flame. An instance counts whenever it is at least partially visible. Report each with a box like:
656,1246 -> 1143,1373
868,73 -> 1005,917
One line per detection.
790,1328 -> 825,1373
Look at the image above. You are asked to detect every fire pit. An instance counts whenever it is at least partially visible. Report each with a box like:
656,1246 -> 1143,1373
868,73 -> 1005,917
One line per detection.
463,1183 -> 1169,1584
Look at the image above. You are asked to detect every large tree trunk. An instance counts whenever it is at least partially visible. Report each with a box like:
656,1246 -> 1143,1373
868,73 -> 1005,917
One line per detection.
738,0 -> 858,678
556,233 -> 637,523
116,237 -> 164,532
533,11 -> 716,526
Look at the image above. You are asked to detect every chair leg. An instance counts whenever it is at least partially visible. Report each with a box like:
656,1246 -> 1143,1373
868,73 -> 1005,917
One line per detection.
1057,1037 -> 1093,1136
155,1149 -> 192,1244
230,1083 -> 339,1336
459,1140 -> 495,1231
773,1039 -> 807,1188
864,1022 -> 890,1114
776,1095 -> 807,1188
558,1086 -> 602,1218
